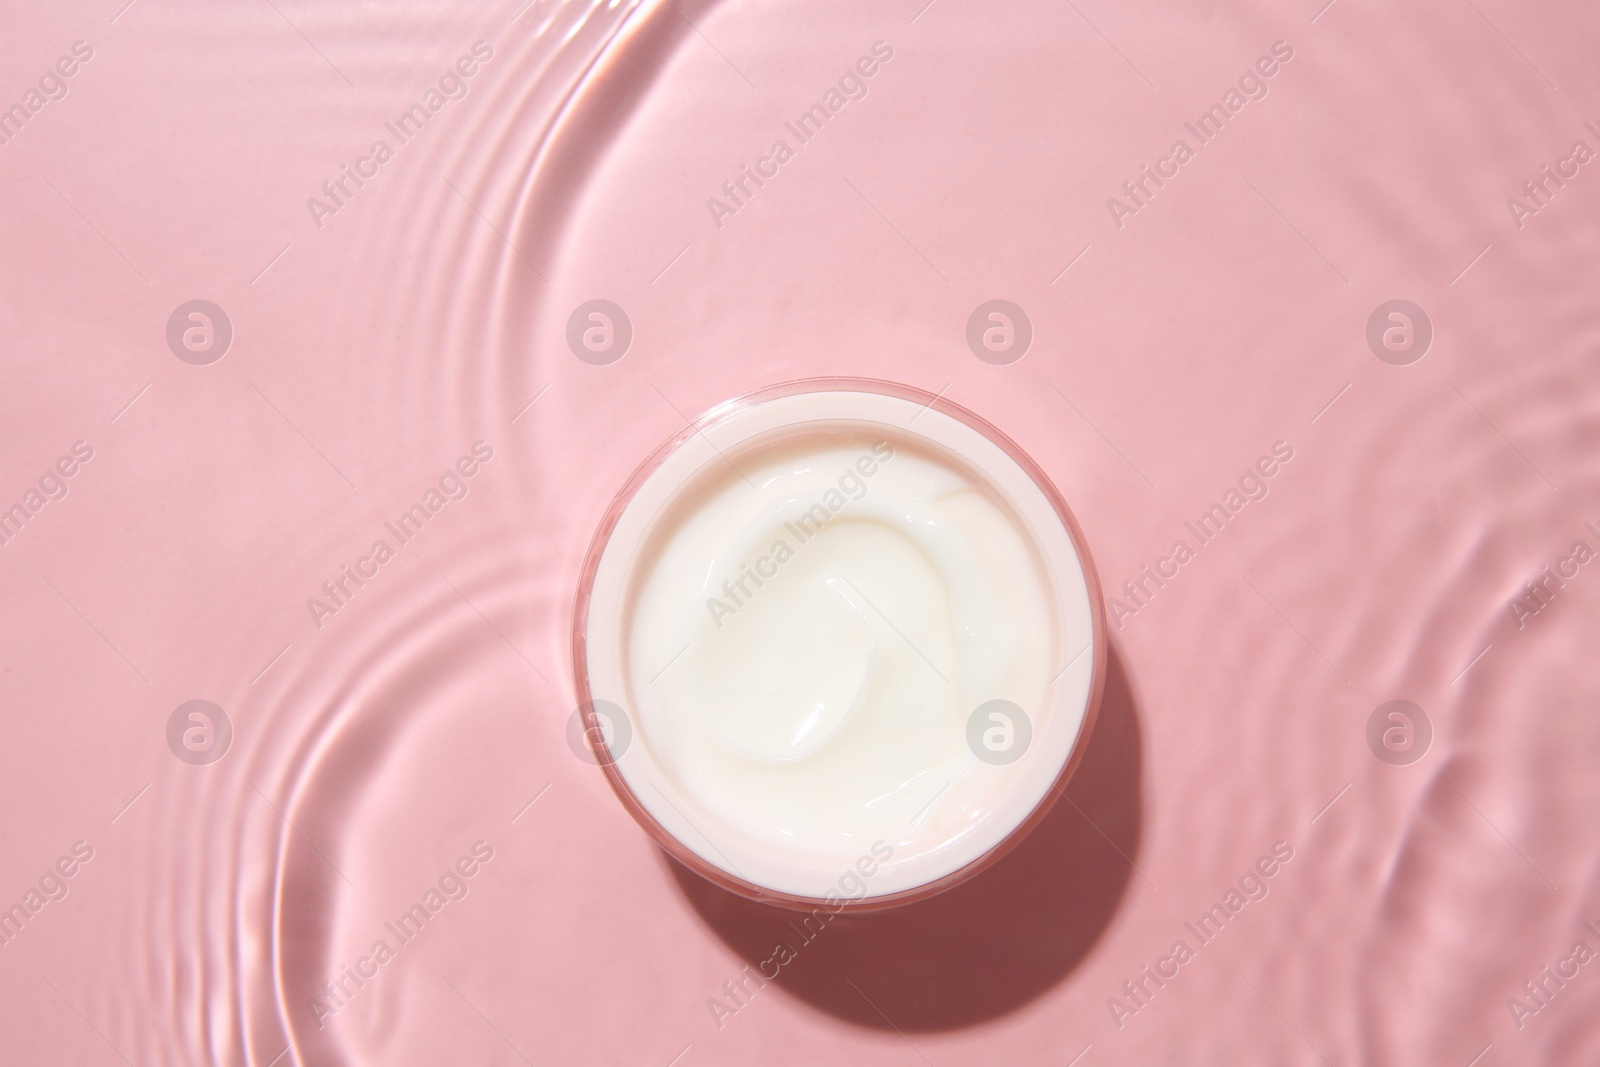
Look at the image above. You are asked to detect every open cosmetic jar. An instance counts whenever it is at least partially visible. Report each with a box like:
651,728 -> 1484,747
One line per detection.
573,379 -> 1105,910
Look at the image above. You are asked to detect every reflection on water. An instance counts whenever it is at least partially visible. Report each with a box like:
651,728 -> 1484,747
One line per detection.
52,0 -> 1600,1063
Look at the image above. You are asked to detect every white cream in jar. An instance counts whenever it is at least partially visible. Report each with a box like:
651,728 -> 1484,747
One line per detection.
577,384 -> 1100,905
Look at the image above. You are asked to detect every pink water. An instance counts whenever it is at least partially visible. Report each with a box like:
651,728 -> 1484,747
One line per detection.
3,0 -> 1600,1063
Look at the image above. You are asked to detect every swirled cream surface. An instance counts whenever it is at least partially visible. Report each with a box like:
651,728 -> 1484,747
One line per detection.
586,392 -> 1096,900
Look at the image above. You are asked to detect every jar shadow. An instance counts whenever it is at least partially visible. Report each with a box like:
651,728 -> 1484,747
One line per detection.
666,643 -> 1144,1031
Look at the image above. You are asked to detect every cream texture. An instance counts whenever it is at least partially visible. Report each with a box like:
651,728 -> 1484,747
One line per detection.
625,427 -> 1057,874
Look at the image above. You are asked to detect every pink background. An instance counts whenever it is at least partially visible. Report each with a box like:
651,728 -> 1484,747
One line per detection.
3,0 -> 1600,1063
